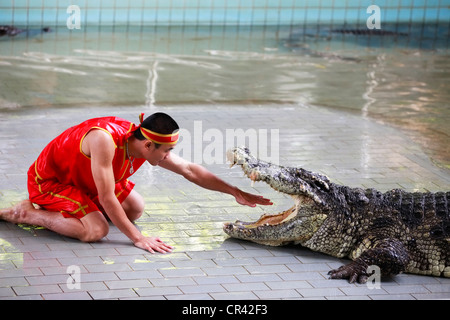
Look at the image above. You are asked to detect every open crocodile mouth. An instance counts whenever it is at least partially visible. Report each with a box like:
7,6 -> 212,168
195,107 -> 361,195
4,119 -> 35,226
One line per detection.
223,182 -> 323,246
223,147 -> 327,246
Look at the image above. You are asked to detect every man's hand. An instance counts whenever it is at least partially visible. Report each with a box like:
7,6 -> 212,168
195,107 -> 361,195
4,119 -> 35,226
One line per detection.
134,236 -> 174,253
234,189 -> 273,207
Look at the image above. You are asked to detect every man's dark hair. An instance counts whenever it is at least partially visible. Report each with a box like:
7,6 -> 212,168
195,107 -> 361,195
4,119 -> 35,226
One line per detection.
134,112 -> 179,148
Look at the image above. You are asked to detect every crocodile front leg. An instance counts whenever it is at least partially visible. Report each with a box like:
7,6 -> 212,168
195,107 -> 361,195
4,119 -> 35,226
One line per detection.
328,238 -> 410,283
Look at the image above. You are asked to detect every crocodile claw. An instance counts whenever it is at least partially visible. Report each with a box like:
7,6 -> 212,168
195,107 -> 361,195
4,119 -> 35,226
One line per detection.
328,263 -> 369,284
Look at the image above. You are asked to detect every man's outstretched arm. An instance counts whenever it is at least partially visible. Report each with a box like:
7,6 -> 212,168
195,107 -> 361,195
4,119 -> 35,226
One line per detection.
159,153 -> 273,207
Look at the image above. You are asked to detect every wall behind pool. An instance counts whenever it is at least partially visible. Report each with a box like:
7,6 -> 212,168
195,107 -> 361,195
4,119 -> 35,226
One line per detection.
1,0 -> 449,27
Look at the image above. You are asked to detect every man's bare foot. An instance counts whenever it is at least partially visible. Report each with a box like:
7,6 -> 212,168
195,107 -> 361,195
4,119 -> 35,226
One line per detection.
0,200 -> 36,224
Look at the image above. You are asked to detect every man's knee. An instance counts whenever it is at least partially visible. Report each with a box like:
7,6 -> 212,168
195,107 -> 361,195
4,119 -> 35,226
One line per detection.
79,212 -> 109,242
127,202 -> 144,222
122,190 -> 145,222
80,224 -> 109,242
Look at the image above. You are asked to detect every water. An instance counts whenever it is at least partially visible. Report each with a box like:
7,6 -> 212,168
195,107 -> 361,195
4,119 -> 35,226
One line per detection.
0,24 -> 449,168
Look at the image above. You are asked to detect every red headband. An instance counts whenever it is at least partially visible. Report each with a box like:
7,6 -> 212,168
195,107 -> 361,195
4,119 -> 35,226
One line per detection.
138,113 -> 179,145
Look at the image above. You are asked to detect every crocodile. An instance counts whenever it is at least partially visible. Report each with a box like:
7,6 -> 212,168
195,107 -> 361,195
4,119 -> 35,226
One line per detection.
283,26 -> 410,61
223,147 -> 450,283
0,25 -> 50,38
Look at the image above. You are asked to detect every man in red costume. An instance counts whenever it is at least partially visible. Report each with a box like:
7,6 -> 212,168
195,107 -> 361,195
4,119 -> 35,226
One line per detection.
0,113 -> 272,253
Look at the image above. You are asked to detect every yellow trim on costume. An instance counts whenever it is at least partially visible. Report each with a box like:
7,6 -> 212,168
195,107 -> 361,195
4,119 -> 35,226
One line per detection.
34,161 -> 44,194
34,161 -> 44,181
127,122 -> 134,134
79,127 -> 117,159
47,191 -> 89,216
33,162 -> 89,217
115,180 -> 129,199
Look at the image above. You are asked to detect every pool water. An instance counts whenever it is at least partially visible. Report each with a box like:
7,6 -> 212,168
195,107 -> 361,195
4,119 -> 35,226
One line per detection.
0,24 -> 449,168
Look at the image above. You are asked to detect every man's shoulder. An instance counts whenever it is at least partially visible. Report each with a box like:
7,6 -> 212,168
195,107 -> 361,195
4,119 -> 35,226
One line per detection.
82,117 -> 134,135
81,127 -> 117,158
84,116 -> 131,127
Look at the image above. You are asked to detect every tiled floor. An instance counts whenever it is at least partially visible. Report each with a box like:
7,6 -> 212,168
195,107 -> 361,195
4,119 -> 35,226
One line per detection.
0,104 -> 449,300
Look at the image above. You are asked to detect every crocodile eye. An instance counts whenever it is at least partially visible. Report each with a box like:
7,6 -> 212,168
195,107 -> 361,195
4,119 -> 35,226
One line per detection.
429,226 -> 443,239
443,222 -> 450,236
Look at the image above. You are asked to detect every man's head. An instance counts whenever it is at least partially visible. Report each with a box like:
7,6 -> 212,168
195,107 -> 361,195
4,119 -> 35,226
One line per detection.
133,112 -> 179,166
134,112 -> 179,147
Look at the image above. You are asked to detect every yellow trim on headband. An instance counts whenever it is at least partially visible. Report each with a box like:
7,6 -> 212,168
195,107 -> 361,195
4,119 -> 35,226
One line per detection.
140,127 -> 179,145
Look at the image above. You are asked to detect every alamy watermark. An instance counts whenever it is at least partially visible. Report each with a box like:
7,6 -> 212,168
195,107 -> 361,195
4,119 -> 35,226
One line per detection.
66,265 -> 81,290
366,265 -> 381,289
366,5 -> 381,30
66,5 -> 81,30
173,121 -> 280,165
67,5 -> 382,31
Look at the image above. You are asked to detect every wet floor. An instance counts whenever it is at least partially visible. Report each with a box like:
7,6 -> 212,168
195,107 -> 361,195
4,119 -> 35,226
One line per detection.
1,105 -> 450,300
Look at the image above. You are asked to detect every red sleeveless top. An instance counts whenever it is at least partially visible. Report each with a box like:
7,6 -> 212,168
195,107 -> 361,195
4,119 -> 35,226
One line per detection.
29,117 -> 146,198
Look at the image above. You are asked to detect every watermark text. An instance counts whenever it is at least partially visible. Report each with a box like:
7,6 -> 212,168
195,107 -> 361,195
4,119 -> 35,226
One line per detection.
66,265 -> 81,290
366,265 -> 381,289
174,121 -> 279,165
366,5 -> 381,30
67,5 -> 81,30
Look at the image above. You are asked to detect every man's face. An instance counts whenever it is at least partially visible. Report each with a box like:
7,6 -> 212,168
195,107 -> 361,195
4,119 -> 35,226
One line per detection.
145,141 -> 175,166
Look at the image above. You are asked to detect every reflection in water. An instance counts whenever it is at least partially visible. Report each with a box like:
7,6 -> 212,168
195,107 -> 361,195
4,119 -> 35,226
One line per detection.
146,61 -> 159,109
